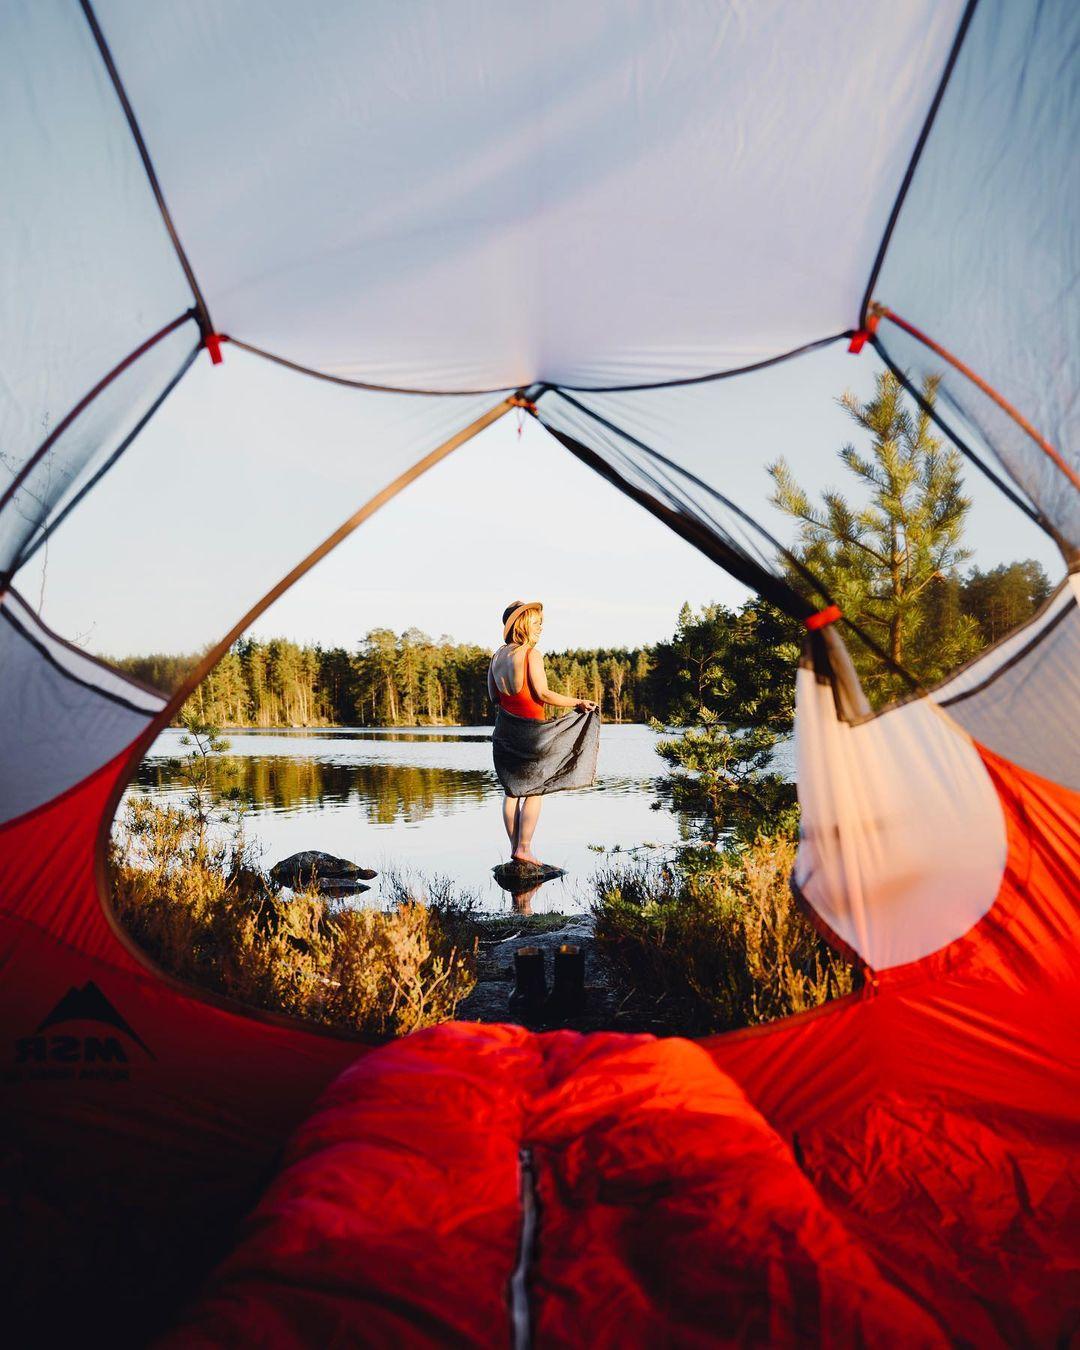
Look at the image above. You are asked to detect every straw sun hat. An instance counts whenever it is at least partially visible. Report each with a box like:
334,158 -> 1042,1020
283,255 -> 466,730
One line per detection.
502,600 -> 543,641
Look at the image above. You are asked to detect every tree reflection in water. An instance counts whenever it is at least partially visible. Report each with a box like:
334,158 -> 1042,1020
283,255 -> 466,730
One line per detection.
127,725 -> 685,910
133,756 -> 493,827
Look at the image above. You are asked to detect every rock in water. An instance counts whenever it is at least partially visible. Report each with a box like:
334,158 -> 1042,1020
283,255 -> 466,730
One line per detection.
492,861 -> 565,889
270,851 -> 377,889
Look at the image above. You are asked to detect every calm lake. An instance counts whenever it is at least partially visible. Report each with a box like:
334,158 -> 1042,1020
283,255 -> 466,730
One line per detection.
127,725 -> 794,913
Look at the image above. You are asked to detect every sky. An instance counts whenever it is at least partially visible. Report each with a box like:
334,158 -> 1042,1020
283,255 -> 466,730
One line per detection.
20,340 -> 1061,658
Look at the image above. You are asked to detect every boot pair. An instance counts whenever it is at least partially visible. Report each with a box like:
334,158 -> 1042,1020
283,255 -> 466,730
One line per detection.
509,944 -> 586,1024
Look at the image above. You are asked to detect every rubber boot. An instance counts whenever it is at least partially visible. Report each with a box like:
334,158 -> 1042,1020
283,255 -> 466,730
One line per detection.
544,944 -> 586,1023
509,947 -> 547,1020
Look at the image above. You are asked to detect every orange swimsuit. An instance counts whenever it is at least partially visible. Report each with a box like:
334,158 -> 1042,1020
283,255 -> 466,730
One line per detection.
495,649 -> 545,721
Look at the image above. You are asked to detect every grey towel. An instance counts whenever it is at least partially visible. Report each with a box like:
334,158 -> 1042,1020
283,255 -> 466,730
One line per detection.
492,708 -> 600,797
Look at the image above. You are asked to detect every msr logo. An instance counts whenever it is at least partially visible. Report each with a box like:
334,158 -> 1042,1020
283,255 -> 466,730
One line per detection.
7,981 -> 153,1083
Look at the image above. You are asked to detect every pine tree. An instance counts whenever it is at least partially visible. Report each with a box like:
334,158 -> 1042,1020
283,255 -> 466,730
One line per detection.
769,370 -> 980,698
960,560 -> 1052,644
650,598 -> 801,848
588,656 -> 603,708
603,657 -> 626,721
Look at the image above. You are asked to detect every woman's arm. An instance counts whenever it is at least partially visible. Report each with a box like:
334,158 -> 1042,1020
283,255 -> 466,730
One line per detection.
528,649 -> 598,712
486,658 -> 499,705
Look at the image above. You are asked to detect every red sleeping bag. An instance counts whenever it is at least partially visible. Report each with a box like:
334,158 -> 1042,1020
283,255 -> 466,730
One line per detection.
161,1023 -> 949,1348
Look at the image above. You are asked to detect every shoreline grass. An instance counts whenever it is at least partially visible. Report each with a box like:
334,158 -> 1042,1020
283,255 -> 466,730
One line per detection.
591,835 -> 857,1035
111,799 -> 478,1039
111,801 -> 854,1041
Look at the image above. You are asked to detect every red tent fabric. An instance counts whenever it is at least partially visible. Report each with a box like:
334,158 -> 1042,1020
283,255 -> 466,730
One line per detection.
154,750 -> 1078,1348
2,2 -> 1078,1343
3,693 -> 1073,1344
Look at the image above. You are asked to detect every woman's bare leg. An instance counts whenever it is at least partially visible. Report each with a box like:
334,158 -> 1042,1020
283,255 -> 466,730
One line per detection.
502,796 -> 519,853
513,796 -> 543,864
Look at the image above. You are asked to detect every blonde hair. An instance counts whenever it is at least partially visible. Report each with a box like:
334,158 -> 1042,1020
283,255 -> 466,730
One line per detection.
509,606 -> 542,648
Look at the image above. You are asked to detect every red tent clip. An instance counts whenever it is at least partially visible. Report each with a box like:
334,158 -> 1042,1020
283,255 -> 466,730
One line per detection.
508,395 -> 537,414
805,604 -> 842,630
204,332 -> 226,365
847,313 -> 880,354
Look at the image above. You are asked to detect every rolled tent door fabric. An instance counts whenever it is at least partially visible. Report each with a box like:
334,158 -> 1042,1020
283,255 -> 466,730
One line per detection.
88,0 -> 963,390
870,0 -> 1080,550
793,632 -> 1008,971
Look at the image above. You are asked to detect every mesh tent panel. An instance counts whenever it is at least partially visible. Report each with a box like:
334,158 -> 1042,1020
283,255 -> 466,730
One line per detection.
0,321 -> 199,574
536,342 -> 1063,680
932,574 -> 1080,790
870,0 -> 1080,551
20,348 -> 503,666
0,589 -> 164,825
0,1 -> 195,515
793,658 -> 1008,970
537,390 -> 816,620
876,324 -> 1079,552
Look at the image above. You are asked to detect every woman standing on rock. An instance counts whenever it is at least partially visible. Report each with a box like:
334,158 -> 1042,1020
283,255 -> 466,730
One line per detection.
488,600 -> 599,866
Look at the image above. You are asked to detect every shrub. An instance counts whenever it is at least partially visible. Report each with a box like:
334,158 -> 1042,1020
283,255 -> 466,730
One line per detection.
592,834 -> 855,1035
110,798 -> 476,1039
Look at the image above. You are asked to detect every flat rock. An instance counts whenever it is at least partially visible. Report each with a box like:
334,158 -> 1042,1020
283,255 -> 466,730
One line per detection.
492,861 -> 565,889
270,850 -> 377,888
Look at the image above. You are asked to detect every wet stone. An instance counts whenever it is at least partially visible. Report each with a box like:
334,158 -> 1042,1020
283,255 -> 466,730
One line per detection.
491,861 -> 565,888
269,850 -> 378,890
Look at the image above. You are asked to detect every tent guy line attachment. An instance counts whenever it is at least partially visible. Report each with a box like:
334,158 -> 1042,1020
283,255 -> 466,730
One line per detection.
805,605 -> 842,631
871,304 -> 1080,494
847,313 -> 880,354
203,333 -> 228,365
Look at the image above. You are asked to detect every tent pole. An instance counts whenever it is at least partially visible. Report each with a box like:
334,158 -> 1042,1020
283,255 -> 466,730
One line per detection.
155,394 -> 517,727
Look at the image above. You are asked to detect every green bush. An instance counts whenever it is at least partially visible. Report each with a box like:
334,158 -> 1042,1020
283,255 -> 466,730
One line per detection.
592,834 -> 855,1035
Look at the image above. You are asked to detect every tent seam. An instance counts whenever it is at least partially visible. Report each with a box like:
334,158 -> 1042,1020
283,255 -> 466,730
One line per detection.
858,0 -> 982,326
227,331 -> 851,398
78,0 -> 215,337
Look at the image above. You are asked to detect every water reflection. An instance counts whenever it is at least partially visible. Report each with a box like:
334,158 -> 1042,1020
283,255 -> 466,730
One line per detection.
491,863 -> 566,914
127,725 -> 695,912
134,756 -> 494,827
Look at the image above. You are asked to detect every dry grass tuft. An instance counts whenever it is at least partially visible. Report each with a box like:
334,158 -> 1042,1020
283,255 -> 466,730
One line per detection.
110,798 -> 476,1039
592,834 -> 856,1035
